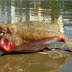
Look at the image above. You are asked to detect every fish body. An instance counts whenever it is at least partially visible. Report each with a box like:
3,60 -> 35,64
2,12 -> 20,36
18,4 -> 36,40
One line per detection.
0,16 -> 72,53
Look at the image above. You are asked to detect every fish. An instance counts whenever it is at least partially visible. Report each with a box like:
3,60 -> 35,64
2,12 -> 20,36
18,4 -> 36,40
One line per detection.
0,15 -> 72,53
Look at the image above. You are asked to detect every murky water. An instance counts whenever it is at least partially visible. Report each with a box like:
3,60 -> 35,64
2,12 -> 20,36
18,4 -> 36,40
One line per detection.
0,0 -> 72,72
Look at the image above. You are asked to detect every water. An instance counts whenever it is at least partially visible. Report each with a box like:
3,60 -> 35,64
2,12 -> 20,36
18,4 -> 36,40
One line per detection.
0,0 -> 72,72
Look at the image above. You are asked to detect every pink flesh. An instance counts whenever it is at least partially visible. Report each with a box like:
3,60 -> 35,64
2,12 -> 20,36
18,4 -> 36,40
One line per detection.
0,38 -> 15,53
12,37 -> 58,52
13,36 -> 72,52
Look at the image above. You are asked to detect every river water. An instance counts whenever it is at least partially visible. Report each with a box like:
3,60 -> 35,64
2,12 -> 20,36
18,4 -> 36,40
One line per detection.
0,0 -> 72,72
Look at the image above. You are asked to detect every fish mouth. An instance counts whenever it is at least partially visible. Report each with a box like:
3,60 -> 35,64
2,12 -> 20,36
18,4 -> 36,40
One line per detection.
0,30 -> 14,53
0,37 -> 14,53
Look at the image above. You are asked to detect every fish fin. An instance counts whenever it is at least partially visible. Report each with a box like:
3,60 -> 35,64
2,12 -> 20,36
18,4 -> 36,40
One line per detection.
63,35 -> 72,51
57,15 -> 64,33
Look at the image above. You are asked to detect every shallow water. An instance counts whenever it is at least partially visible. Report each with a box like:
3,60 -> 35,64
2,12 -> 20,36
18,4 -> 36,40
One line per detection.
0,52 -> 71,72
0,0 -> 72,72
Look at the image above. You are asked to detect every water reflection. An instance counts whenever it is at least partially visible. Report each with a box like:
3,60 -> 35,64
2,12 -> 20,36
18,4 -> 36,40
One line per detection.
0,0 -> 72,24
0,52 -> 71,72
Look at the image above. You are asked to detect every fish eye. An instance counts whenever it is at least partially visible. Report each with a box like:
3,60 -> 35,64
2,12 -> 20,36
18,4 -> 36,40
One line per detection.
11,27 -> 14,30
9,26 -> 15,33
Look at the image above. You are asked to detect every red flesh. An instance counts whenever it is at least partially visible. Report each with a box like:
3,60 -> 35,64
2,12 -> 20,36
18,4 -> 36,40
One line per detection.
0,38 -> 15,53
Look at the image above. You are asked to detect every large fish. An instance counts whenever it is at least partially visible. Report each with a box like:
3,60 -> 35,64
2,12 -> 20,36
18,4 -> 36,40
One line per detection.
0,16 -> 72,53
